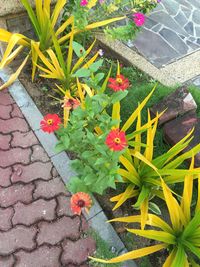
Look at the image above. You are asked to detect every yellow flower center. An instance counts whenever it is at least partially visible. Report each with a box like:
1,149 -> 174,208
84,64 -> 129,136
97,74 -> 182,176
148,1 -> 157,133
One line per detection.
116,78 -> 123,84
114,137 -> 121,144
47,119 -> 53,125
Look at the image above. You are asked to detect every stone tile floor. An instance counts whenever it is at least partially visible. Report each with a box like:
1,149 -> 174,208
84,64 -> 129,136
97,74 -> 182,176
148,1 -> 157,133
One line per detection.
0,88 -> 95,267
127,0 -> 200,68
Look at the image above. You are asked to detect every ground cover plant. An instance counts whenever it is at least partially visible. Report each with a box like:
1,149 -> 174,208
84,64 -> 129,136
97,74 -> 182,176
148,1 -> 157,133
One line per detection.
2,0 -> 200,266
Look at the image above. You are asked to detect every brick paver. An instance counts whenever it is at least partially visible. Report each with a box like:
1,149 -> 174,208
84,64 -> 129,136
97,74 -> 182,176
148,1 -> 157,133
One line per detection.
0,89 -> 96,266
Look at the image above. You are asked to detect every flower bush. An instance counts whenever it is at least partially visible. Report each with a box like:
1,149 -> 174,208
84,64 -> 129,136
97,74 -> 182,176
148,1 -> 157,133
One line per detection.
3,1 -> 200,266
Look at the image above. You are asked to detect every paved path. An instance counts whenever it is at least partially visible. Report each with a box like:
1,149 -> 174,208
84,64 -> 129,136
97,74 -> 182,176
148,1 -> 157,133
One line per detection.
0,88 -> 95,267
127,0 -> 200,68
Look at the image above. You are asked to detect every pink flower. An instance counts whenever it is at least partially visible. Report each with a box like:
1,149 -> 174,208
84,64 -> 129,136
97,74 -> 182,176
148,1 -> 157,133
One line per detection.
133,12 -> 145,27
80,0 -> 88,6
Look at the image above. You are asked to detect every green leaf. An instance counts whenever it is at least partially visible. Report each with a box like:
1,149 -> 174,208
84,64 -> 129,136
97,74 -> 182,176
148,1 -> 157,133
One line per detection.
134,186 -> 150,208
149,202 -> 162,215
95,73 -> 105,83
73,68 -> 91,77
89,59 -> 103,72
72,41 -> 86,58
111,90 -> 128,104
55,142 -> 66,153
68,177 -> 89,193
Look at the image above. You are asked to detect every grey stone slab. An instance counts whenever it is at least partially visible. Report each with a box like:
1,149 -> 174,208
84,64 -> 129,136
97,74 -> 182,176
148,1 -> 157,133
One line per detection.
162,0 -> 179,16
174,0 -> 193,10
149,11 -> 189,37
83,198 -> 102,220
174,11 -> 188,26
195,26 -> 200,38
134,28 -> 180,67
184,22 -> 194,35
190,0 -> 200,9
151,23 -> 162,32
186,40 -> 200,50
160,28 -> 188,55
34,129 -> 59,157
192,76 -> 200,87
193,10 -> 200,25
181,6 -> 192,19
20,103 -> 43,131
144,17 -> 158,29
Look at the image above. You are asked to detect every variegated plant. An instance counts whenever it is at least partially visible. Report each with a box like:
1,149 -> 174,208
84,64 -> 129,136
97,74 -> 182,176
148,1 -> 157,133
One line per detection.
90,158 -> 200,266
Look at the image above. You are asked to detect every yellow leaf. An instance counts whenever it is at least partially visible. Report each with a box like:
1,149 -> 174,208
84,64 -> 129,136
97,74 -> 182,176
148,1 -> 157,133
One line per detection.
196,174 -> 200,212
87,0 -> 98,9
112,102 -> 120,128
122,85 -> 157,132
140,197 -> 148,230
89,243 -> 167,263
56,16 -> 74,37
119,155 -> 139,179
76,78 -> 85,104
81,83 -> 94,97
31,41 -> 40,81
127,228 -> 175,244
112,185 -> 137,210
46,49 -> 65,78
117,168 -> 140,186
0,55 -> 29,90
163,248 -> 177,267
2,46 -> 23,67
117,60 -> 120,75
161,179 -> 186,231
72,39 -> 96,73
51,0 -> 67,28
82,52 -> 99,69
0,33 -> 29,68
181,156 -> 194,223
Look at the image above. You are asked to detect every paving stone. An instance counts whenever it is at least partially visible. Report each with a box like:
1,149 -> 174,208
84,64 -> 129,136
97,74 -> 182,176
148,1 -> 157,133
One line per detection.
144,18 -> 158,29
0,167 -> 12,187
151,24 -> 162,32
0,183 -> 34,208
174,11 -> 188,26
0,207 -> 14,231
10,103 -> 23,118
37,217 -> 81,245
162,0 -> 179,16
149,11 -> 188,36
163,111 -> 200,167
34,177 -> 68,200
11,162 -> 52,183
61,238 -> 96,265
0,92 -> 14,106
186,40 -> 200,51
56,195 -> 74,217
0,117 -> 29,134
0,226 -> 37,255
184,21 -> 194,35
0,255 -> 15,267
12,199 -> 56,226
0,134 -> 11,150
174,0 -> 192,9
160,28 -> 188,55
150,86 -> 197,125
30,144 -> 49,162
15,245 -> 61,267
0,147 -> 31,167
181,6 -> 192,18
0,105 -> 12,119
11,131 -> 38,148
192,9 -> 200,24
134,28 -> 180,67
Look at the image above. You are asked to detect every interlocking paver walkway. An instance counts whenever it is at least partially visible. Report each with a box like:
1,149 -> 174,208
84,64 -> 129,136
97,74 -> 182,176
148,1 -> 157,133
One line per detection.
0,88 -> 96,267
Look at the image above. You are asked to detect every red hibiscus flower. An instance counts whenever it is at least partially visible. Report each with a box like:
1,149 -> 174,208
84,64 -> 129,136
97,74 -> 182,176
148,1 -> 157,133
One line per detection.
71,192 -> 92,215
108,74 -> 129,91
40,114 -> 61,133
105,129 -> 128,151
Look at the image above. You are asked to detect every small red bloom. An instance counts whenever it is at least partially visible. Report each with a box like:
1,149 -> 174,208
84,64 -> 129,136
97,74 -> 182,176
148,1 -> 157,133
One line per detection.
40,114 -> 61,133
105,129 -> 127,151
71,192 -> 92,215
108,74 -> 129,91
62,97 -> 80,110
133,12 -> 145,27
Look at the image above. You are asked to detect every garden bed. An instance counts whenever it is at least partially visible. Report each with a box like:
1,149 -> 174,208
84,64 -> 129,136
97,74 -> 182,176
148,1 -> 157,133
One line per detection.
12,56 -> 200,267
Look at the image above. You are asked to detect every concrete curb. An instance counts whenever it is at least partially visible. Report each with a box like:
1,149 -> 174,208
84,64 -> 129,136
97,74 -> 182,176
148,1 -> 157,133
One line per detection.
96,34 -> 200,87
0,67 -> 137,267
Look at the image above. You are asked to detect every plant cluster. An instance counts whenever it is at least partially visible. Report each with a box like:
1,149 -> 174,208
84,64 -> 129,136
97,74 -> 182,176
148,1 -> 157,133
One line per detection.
3,1 -> 200,266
